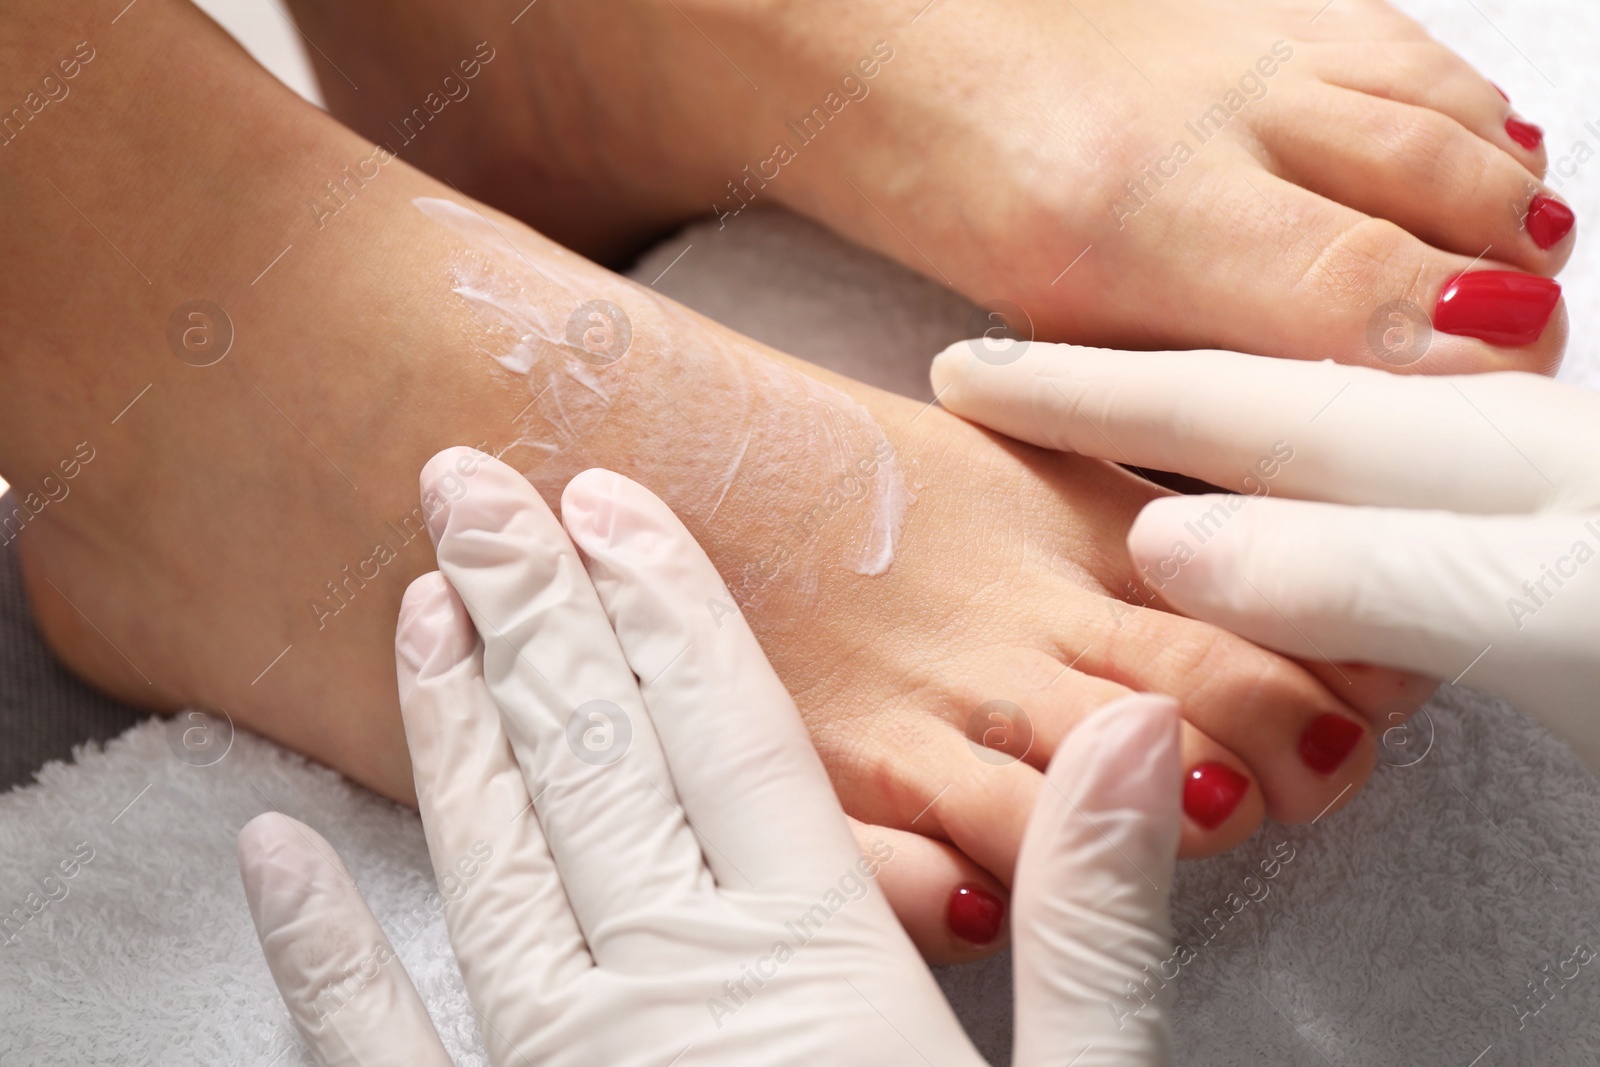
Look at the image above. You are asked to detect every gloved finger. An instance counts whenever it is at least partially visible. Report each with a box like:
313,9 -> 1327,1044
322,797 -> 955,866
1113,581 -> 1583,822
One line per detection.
1011,694 -> 1182,1067
1133,495 -> 1600,768
846,818 -> 1011,965
931,341 -> 1587,514
1129,495 -> 1600,693
560,468 -> 863,895
237,813 -> 453,1067
396,572 -> 590,1033
422,448 -> 712,962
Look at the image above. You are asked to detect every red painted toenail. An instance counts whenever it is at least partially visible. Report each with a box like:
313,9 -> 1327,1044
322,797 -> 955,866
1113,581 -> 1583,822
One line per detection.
1526,195 -> 1575,250
1506,116 -> 1544,151
1434,271 -> 1562,346
948,884 -> 1005,945
1299,715 -> 1364,775
1183,762 -> 1250,830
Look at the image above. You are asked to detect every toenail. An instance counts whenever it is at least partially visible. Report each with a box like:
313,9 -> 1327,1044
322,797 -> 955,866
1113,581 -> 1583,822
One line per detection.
1183,762 -> 1250,830
947,884 -> 1005,945
1526,195 -> 1575,250
1298,714 -> 1364,776
1506,116 -> 1544,151
1433,271 -> 1562,347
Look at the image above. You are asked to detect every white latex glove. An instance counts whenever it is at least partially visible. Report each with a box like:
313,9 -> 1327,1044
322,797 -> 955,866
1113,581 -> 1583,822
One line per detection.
933,339 -> 1600,771
238,449 -> 1182,1066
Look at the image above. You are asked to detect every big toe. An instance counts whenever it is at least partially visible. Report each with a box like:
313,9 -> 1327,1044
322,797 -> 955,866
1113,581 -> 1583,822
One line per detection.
1143,163 -> 1567,374
1042,94 -> 1570,374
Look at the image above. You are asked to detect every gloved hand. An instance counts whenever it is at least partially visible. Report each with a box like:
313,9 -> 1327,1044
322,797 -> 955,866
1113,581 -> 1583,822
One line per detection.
932,339 -> 1600,771
238,449 -> 1182,1066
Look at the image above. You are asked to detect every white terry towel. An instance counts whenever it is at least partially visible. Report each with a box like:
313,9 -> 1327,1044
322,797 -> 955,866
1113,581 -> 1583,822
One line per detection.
3,672 -> 1599,1063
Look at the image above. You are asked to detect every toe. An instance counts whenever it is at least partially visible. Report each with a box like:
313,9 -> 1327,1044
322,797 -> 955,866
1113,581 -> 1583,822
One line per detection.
847,818 -> 1011,964
847,677 -> 1268,886
1170,167 -> 1567,373
1083,604 -> 1376,829
1297,660 -> 1438,723
1261,84 -> 1574,273
937,648 -> 1267,859
874,717 -> 1045,887
1312,42 -> 1548,177
1171,730 -> 1264,856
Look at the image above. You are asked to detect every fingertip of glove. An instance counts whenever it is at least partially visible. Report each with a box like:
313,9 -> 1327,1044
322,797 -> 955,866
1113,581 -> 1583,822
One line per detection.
1128,496 -> 1244,585
1128,498 -> 1196,563
395,572 -> 474,705
236,811 -> 299,871
236,813 -> 348,927
1070,694 -> 1180,757
419,446 -> 496,545
1052,694 -> 1183,805
560,468 -> 627,543
562,468 -> 678,559
927,341 -> 968,393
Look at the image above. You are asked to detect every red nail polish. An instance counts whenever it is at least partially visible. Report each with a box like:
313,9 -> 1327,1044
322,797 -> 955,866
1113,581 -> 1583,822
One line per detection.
1299,715 -> 1364,775
1506,116 -> 1544,151
1493,83 -> 1509,102
1434,271 -> 1561,346
948,884 -> 1005,945
1183,762 -> 1250,830
1526,195 -> 1575,250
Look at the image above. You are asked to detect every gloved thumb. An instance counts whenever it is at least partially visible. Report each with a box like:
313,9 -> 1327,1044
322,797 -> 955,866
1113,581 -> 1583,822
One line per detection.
238,813 -> 454,1067
1011,694 -> 1180,1067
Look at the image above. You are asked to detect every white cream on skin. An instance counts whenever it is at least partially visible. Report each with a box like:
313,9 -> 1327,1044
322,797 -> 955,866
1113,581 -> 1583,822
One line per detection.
414,197 -> 912,611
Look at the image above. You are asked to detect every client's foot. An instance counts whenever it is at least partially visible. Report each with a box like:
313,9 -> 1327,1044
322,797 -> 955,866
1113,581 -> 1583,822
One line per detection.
0,0 -> 1414,958
286,0 -> 1571,372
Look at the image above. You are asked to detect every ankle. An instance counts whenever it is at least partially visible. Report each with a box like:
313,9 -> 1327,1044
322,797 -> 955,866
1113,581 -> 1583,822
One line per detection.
0,1 -> 402,487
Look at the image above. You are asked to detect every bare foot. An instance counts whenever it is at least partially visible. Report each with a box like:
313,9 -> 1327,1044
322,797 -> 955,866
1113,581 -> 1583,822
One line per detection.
286,0 -> 1571,372
0,0 -> 1412,961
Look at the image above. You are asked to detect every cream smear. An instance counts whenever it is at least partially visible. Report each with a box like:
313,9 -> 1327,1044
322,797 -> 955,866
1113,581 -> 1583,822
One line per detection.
414,197 -> 912,610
